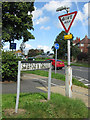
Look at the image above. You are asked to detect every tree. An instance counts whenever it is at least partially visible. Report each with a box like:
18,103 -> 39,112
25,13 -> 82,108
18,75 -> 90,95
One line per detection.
47,51 -> 50,55
52,31 -> 80,59
52,31 -> 67,59
2,2 -> 35,44
28,49 -> 44,57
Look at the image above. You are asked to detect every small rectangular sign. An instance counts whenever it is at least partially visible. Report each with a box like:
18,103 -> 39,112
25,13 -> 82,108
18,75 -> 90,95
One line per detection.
64,34 -> 72,40
10,43 -> 16,49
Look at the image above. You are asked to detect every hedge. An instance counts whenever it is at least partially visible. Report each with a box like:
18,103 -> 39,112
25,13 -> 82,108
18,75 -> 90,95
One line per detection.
2,51 -> 21,82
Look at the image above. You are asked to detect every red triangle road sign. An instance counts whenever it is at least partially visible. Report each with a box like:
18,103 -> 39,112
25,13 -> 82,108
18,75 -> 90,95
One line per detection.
58,11 -> 77,33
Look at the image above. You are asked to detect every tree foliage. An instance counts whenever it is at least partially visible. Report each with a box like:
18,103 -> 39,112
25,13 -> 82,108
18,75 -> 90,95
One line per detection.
52,31 -> 80,59
28,49 -> 44,57
2,2 -> 35,43
77,52 -> 88,61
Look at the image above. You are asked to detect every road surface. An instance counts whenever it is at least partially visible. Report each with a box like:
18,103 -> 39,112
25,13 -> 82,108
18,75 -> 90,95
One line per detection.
53,65 -> 89,86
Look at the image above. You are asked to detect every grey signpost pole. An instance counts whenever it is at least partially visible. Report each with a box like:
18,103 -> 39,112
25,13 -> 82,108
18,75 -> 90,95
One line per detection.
65,8 -> 72,98
15,61 -> 21,113
55,49 -> 57,74
55,43 -> 59,74
56,6 -> 73,98
48,63 -> 52,100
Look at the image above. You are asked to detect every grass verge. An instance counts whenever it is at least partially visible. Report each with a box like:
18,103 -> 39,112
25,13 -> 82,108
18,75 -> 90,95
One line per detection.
2,93 -> 88,118
22,70 -> 88,88
35,58 -> 89,67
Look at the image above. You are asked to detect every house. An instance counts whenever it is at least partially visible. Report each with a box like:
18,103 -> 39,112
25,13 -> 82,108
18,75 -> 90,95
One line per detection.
73,35 -> 90,53
15,50 -> 24,57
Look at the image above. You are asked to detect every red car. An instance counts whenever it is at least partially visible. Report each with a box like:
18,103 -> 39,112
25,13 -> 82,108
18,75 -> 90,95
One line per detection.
46,59 -> 65,70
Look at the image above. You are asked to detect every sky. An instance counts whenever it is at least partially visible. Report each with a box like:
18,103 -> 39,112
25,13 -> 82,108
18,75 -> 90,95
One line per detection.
3,0 -> 89,55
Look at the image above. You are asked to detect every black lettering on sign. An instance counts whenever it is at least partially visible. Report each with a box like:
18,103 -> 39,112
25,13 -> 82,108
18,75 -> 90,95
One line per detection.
61,15 -> 73,22
41,63 -> 45,69
27,63 -> 30,70
21,63 -> 50,71
62,17 -> 65,21
22,63 -> 27,70
36,63 -> 40,69
70,15 -> 72,19
32,63 -> 36,70
64,20 -> 71,24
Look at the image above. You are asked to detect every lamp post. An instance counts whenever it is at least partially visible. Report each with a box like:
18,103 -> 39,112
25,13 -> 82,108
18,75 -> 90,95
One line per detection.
56,6 -> 72,98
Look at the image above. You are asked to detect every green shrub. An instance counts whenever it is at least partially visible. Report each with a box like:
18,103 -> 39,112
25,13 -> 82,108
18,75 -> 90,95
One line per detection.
2,51 -> 21,82
77,52 -> 88,61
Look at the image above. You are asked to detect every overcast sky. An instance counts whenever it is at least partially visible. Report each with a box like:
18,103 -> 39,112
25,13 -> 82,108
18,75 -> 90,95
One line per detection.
3,0 -> 89,54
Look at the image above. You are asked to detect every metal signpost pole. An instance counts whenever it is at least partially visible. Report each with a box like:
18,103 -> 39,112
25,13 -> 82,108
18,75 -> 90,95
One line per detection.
15,61 -> 21,113
48,63 -> 52,100
55,49 -> 57,74
65,32 -> 72,97
55,43 -> 59,74
56,6 -> 77,98
65,9 -> 72,98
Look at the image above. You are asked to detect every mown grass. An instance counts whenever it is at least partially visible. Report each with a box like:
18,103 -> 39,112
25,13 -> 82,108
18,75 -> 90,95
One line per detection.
35,58 -> 89,68
64,62 -> 89,68
22,70 -> 88,88
2,93 -> 88,118
71,62 -> 89,68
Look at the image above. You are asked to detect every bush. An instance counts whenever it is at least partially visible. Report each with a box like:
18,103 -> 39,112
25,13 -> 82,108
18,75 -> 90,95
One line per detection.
77,52 -> 88,61
2,51 -> 21,82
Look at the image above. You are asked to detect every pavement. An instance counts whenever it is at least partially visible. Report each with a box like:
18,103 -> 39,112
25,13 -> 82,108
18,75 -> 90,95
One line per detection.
2,73 -> 90,107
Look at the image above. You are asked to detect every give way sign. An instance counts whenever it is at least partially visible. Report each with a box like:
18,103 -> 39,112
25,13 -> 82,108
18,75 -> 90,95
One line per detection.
58,11 -> 77,33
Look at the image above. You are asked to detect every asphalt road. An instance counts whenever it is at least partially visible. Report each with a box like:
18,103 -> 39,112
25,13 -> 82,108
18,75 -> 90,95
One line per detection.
2,74 -> 65,94
53,65 -> 90,86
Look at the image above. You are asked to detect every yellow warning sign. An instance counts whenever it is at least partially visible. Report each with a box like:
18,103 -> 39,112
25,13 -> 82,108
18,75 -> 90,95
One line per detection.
64,34 -> 73,40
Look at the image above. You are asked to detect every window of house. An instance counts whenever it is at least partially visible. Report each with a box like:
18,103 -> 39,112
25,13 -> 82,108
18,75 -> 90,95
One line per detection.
81,44 -> 84,46
88,44 -> 90,47
78,44 -> 80,47
81,49 -> 83,52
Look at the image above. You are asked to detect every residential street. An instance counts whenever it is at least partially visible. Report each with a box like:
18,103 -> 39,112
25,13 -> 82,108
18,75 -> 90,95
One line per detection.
2,74 -> 89,107
52,65 -> 89,86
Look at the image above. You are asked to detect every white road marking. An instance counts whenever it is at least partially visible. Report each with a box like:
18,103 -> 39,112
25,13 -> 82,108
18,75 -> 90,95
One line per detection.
23,75 -> 89,87
72,75 -> 89,86
73,75 -> 88,81
38,79 -> 59,86
84,83 -> 90,86
84,79 -> 89,82
38,78 -> 89,96
78,79 -> 85,81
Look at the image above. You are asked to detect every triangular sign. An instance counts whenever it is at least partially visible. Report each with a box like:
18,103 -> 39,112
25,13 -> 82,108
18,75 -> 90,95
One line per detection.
58,11 -> 77,33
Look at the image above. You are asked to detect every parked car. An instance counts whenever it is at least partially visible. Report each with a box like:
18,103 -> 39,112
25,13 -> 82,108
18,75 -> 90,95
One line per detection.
28,57 -> 35,61
46,59 -> 65,70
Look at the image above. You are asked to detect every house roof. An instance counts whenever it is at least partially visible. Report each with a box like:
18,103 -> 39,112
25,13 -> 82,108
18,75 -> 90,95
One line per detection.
80,36 -> 90,44
73,35 -> 90,44
15,50 -> 22,53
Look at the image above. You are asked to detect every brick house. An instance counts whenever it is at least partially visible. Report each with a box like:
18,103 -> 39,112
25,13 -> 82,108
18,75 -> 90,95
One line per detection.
73,35 -> 90,53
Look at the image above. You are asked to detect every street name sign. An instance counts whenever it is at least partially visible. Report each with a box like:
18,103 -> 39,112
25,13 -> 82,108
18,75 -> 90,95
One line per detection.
15,61 -> 52,113
21,61 -> 51,71
58,11 -> 77,33
55,43 -> 59,50
64,34 -> 73,40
